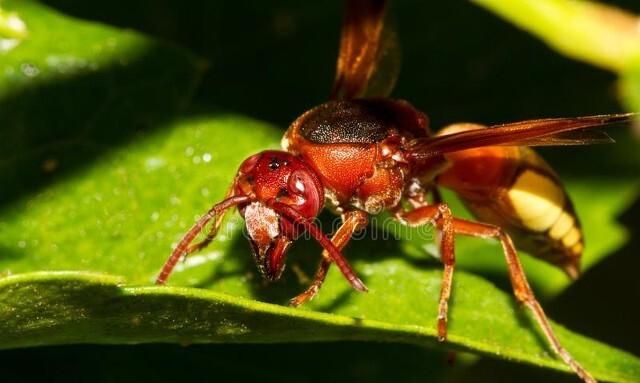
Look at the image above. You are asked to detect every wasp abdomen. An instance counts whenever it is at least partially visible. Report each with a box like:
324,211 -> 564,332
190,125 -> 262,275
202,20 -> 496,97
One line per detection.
506,166 -> 583,277
508,169 -> 582,249
436,123 -> 583,277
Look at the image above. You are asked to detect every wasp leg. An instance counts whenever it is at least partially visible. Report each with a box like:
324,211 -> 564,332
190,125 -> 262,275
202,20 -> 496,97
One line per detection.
450,218 -> 595,383
156,195 -> 249,285
289,254 -> 332,307
184,188 -> 235,256
398,204 -> 595,383
289,210 -> 368,307
405,182 -> 442,209
183,210 -> 226,256
396,204 -> 455,342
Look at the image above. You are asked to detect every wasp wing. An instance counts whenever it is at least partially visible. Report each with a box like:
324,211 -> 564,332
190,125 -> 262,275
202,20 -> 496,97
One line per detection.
505,129 -> 615,146
408,113 -> 635,160
331,0 -> 400,100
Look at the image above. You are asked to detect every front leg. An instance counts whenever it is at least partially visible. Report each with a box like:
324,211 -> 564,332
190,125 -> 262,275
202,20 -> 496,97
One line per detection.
289,210 -> 368,307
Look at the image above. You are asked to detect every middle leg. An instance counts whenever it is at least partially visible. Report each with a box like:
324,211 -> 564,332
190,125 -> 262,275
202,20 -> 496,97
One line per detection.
289,210 -> 369,307
396,203 -> 455,341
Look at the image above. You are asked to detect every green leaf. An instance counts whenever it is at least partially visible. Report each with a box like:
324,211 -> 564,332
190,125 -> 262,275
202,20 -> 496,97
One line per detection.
1,115 -> 639,382
0,270 -> 637,383
1,1 -> 638,379
621,61 -> 640,114
0,0 -> 202,204
0,6 -> 27,39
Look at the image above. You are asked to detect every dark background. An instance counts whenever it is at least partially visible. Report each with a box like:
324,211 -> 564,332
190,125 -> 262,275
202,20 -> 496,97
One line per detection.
1,0 -> 639,382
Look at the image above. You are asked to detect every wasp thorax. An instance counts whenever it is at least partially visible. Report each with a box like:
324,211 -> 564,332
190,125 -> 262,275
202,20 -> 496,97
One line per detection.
234,150 -> 324,281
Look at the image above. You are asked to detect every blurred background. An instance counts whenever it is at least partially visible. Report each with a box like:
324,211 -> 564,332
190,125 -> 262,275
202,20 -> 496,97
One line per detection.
0,0 -> 638,381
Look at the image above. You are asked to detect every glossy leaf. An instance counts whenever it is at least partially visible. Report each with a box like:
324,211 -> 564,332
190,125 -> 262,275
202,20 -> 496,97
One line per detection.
621,62 -> 640,115
1,115 -> 639,383
0,0 -> 202,204
1,0 -> 640,381
0,6 -> 27,39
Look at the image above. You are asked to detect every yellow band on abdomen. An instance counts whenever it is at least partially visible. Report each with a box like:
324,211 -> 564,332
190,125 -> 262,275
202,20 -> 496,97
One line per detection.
508,170 -> 564,232
507,169 -> 583,257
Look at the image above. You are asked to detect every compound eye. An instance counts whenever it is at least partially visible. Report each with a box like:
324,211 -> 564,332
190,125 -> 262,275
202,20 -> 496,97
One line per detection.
288,171 -> 309,196
288,169 -> 322,215
291,175 -> 306,194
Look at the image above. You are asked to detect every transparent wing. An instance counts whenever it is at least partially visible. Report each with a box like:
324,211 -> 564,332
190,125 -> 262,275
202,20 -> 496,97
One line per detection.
408,113 -> 635,160
330,0 -> 400,100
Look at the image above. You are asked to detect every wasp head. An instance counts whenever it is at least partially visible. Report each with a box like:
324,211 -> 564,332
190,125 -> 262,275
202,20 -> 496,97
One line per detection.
234,150 -> 324,281
157,150 -> 365,293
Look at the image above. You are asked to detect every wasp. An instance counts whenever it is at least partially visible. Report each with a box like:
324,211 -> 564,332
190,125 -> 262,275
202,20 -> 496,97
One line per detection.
156,1 -> 633,382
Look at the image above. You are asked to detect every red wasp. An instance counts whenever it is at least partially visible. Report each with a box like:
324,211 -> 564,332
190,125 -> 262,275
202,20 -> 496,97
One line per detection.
156,1 -> 633,382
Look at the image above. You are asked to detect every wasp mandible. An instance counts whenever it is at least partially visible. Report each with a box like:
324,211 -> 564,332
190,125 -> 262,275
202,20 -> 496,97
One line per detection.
156,1 -> 634,382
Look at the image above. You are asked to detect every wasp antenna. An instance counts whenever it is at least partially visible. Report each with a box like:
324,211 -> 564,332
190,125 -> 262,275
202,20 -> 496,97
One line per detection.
271,201 -> 368,292
156,195 -> 251,285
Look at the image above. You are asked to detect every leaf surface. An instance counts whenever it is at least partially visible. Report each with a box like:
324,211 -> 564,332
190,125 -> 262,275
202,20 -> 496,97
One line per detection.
0,115 -> 638,383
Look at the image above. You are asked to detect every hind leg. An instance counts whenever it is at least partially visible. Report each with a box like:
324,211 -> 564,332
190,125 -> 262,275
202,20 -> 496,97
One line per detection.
397,204 -> 595,383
